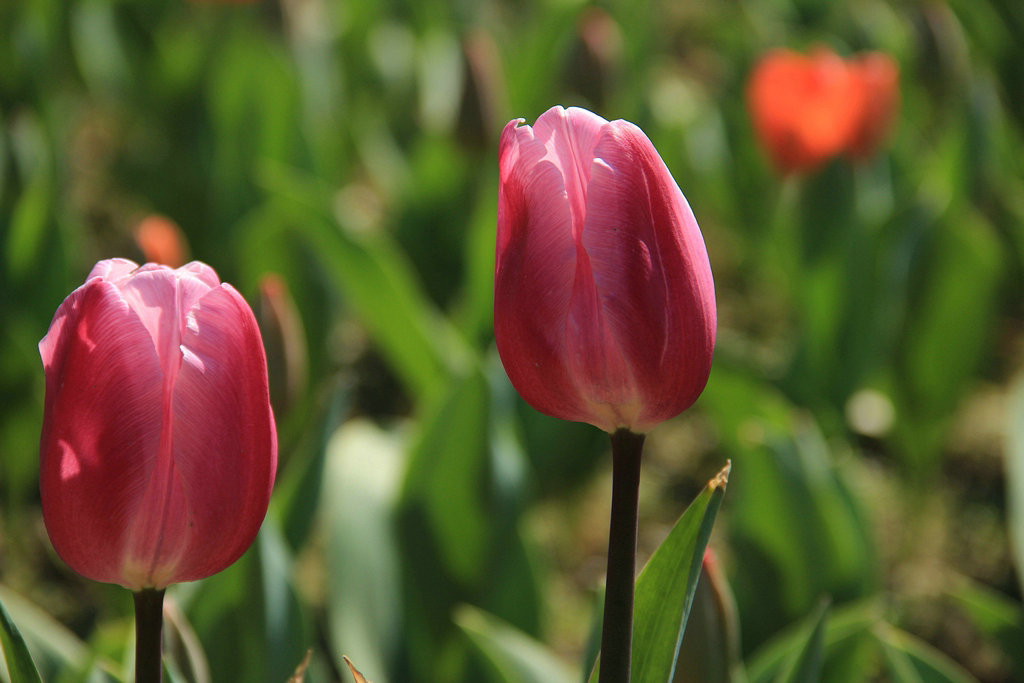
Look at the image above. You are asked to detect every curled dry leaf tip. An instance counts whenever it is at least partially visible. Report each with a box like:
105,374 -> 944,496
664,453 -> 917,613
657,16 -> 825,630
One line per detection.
711,460 -> 731,490
342,656 -> 373,683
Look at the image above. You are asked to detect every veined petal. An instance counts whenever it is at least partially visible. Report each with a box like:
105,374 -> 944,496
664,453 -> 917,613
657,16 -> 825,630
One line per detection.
162,283 -> 278,584
496,118 -> 589,423
495,106 -> 716,434
39,280 -> 164,586
87,257 -> 140,282
531,106 -> 607,237
176,260 -> 222,289
114,267 -> 213,377
582,120 -> 716,431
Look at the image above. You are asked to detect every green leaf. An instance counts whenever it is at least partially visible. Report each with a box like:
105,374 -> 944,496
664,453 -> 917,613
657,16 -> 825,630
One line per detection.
0,584 -> 119,682
257,517 -> 313,683
455,605 -> 577,683
700,368 -> 876,650
589,462 -> 731,683
873,624 -> 977,683
772,599 -> 829,683
70,0 -> 130,96
179,520 -> 312,683
400,368 -> 493,587
893,207 -> 1003,470
946,576 -> 1024,681
322,419 -> 404,682
259,162 -> 464,402
6,165 -> 51,282
0,593 -> 42,683
745,600 -> 882,683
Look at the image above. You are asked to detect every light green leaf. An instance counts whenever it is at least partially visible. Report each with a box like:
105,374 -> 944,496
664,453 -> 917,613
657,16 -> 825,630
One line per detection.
0,584 -> 119,682
0,593 -> 42,683
6,166 -> 50,282
946,574 -> 1024,680
772,600 -> 829,683
455,605 -> 577,683
259,162 -> 465,402
322,420 -> 404,682
873,624 -> 977,683
745,600 -> 881,683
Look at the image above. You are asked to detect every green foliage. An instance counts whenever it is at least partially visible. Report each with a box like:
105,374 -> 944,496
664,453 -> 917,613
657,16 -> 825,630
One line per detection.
0,593 -> 43,683
588,465 -> 730,683
2,0 -> 1023,681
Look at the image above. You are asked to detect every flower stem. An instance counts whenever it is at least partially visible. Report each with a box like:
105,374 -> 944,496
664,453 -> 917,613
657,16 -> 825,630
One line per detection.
599,428 -> 645,683
133,588 -> 165,683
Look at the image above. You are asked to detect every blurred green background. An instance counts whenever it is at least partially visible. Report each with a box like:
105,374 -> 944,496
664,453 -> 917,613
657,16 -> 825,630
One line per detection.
2,0 -> 1024,681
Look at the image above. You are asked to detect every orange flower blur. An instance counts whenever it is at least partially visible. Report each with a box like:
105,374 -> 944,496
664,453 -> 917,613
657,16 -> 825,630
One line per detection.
847,52 -> 901,161
134,214 -> 189,268
748,47 -> 900,174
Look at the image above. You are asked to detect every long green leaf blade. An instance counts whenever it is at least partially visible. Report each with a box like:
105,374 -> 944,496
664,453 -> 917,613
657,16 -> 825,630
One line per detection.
589,462 -> 731,683
0,594 -> 43,683
773,599 -> 829,683
456,605 -> 577,683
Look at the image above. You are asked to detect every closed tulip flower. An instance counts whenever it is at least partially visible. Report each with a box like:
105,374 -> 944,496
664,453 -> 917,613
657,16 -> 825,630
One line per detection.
39,258 -> 277,591
495,105 -> 716,435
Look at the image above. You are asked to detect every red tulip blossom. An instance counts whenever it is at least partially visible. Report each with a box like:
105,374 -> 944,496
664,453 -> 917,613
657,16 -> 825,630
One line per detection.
495,106 -> 716,434
39,259 -> 277,590
747,48 -> 900,173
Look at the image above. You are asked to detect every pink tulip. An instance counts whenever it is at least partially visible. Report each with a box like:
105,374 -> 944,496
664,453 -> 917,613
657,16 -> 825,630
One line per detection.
39,258 -> 277,590
495,106 -> 716,434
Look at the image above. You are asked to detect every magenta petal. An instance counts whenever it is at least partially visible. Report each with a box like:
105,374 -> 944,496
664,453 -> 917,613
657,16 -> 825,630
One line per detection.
496,120 -> 591,424
531,106 -> 607,234
87,257 -> 140,282
495,108 -> 716,434
114,266 -> 215,375
164,283 -> 278,583
176,261 -> 222,289
584,121 -> 716,430
39,280 -> 164,586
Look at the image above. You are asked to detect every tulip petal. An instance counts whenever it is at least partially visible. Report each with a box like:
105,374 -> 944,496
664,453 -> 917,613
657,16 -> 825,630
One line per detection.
114,267 -> 215,378
162,283 -> 277,584
581,121 -> 716,430
531,106 -> 606,235
87,257 -> 140,282
496,120 -> 591,424
39,280 -> 164,586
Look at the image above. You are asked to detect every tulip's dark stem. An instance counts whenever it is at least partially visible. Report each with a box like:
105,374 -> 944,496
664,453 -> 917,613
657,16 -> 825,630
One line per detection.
133,588 -> 165,683
599,428 -> 645,683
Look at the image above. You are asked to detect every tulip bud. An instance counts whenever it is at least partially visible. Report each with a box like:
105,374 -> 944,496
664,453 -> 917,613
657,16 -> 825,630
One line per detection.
39,258 -> 277,590
495,106 -> 716,434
